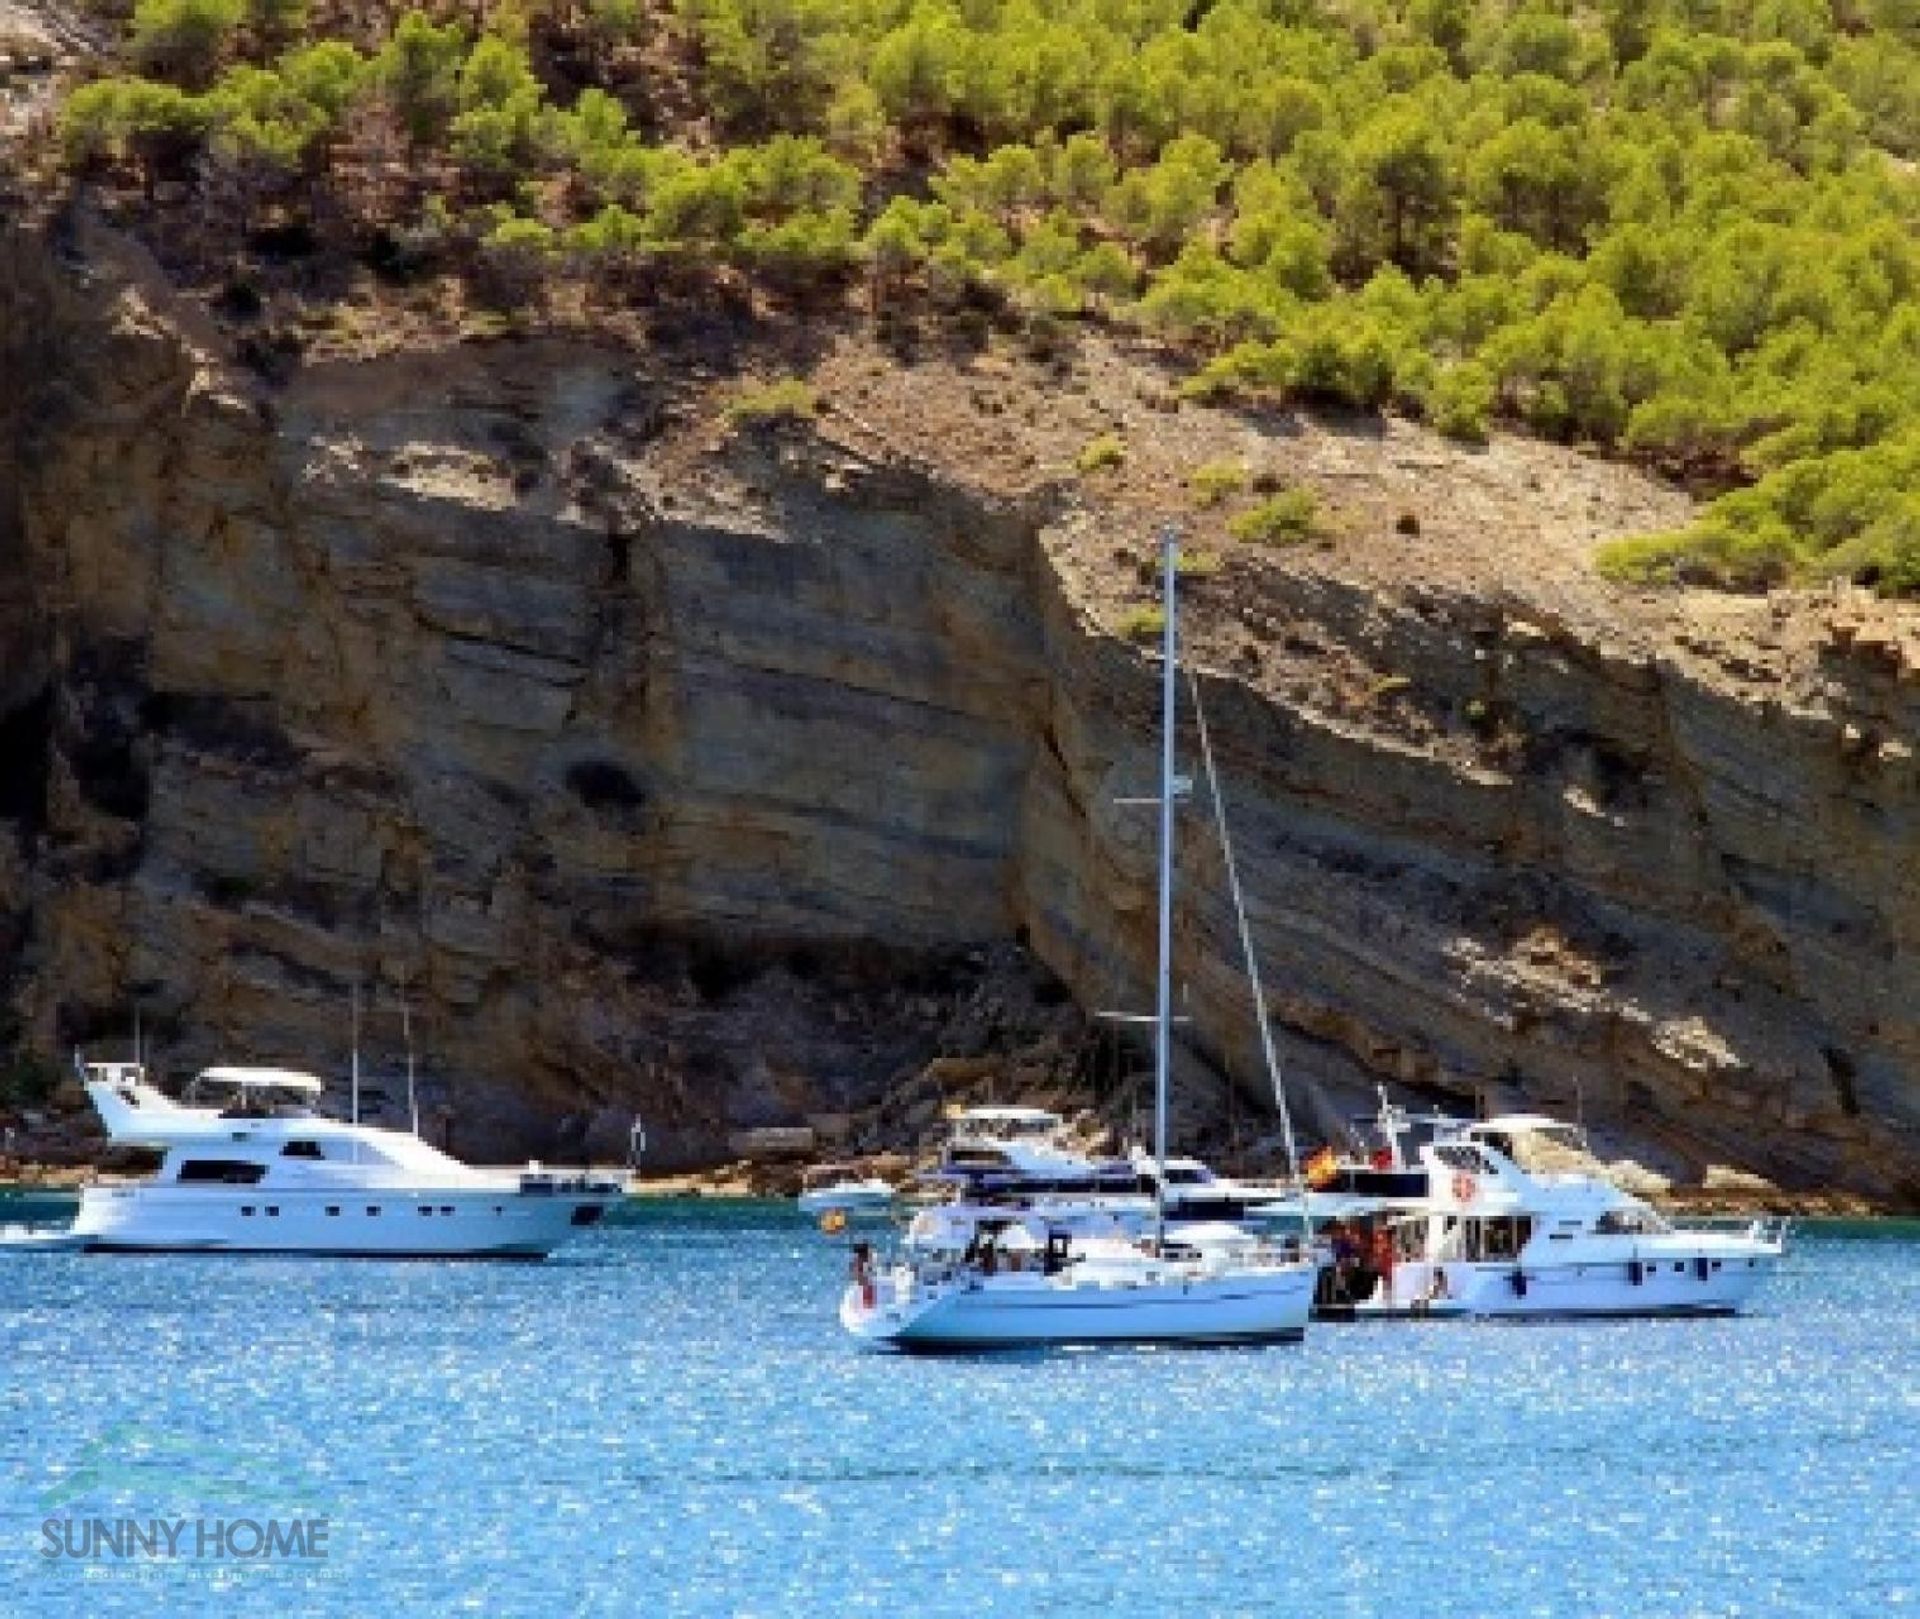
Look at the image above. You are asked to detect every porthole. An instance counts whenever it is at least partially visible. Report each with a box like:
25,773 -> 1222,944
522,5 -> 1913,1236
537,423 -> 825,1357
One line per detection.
419,1207 -> 433,1216
266,1206 -> 280,1217
241,1206 -> 255,1216
367,1206 -> 381,1216
440,1205 -> 454,1216
325,1206 -> 340,1217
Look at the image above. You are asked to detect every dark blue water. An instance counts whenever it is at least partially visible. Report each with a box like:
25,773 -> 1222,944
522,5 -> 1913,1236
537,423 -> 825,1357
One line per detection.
3,1200 -> 1915,1617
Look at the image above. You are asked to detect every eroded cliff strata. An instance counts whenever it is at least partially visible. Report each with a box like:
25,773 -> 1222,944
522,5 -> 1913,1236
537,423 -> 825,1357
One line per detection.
1,217 -> 1916,1204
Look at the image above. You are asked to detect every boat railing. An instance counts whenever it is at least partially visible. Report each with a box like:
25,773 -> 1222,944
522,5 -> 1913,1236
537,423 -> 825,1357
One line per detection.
1665,1213 -> 1793,1246
518,1168 -> 628,1196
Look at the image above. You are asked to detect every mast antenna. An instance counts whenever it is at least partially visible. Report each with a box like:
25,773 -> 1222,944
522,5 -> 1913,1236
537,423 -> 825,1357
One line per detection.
399,968 -> 420,1139
1153,527 -> 1179,1253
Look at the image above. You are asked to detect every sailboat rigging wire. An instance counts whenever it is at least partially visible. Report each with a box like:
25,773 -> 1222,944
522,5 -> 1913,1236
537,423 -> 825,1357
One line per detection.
1153,530 -> 1178,1253
1183,663 -> 1309,1236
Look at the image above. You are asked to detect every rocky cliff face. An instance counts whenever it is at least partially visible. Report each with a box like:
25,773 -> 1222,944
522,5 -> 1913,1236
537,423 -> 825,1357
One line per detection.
1,216 -> 1916,1203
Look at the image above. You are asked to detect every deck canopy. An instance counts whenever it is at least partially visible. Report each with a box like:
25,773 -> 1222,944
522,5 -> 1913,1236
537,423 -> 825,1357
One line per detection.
195,1067 -> 325,1094
950,1106 -> 1062,1131
1467,1115 -> 1568,1136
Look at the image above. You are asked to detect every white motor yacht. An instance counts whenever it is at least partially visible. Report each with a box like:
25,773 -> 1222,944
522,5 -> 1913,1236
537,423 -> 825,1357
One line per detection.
838,533 -> 1316,1349
1131,1149 -> 1296,1224
1289,1106 -> 1788,1319
59,1062 -> 626,1259
929,1112 -> 1291,1233
927,1104 -> 1158,1228
939,1106 -> 1120,1185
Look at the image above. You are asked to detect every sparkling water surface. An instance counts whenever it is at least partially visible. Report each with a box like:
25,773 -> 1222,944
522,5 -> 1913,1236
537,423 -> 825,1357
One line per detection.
3,1202 -> 1915,1617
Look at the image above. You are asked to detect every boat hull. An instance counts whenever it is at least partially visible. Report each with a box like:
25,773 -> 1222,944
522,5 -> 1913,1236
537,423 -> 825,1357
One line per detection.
68,1184 -> 618,1260
1316,1251 -> 1780,1320
842,1264 -> 1314,1349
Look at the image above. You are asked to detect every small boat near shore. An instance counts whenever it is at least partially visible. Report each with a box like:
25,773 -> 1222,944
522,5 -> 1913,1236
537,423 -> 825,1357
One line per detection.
796,1165 -> 896,1218
36,1061 -> 626,1259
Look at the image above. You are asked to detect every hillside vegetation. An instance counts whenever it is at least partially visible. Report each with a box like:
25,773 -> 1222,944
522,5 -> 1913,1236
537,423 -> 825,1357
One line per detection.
35,0 -> 1920,594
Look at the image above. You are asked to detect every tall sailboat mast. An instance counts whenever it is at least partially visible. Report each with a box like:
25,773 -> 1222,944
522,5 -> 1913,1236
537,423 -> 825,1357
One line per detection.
1154,527 -> 1179,1249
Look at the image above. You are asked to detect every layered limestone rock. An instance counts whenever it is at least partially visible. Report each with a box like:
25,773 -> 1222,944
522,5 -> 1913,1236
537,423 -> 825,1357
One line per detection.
0,217 -> 1916,1203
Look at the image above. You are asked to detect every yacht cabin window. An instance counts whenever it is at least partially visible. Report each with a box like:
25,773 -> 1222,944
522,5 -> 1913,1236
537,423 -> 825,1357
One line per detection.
1434,1144 -> 1495,1175
1437,1215 -> 1534,1261
281,1141 -> 326,1160
176,1159 -> 268,1185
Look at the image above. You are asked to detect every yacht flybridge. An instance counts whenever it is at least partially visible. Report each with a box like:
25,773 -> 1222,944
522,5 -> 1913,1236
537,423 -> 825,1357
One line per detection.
927,1105 -> 1156,1225
939,1106 -> 1121,1186
838,532 -> 1316,1349
925,1108 -> 1292,1229
1291,1099 -> 1789,1319
59,1061 -> 625,1258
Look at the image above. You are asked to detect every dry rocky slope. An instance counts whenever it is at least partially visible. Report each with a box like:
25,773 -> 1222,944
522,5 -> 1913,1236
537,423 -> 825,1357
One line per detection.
1,214 -> 1917,1206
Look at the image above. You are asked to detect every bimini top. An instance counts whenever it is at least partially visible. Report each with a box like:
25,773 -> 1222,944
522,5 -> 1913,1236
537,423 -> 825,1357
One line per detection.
1464,1115 -> 1572,1137
952,1107 -> 1062,1126
195,1067 -> 325,1095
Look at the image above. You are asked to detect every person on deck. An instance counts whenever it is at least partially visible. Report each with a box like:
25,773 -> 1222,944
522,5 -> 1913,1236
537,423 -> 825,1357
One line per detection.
1372,1224 -> 1397,1306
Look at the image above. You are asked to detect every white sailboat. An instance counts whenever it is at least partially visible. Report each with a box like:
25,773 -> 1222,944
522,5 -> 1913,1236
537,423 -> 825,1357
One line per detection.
839,532 -> 1316,1348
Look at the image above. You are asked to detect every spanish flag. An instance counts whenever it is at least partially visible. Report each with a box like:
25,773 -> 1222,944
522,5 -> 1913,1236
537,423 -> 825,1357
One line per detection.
1304,1145 -> 1339,1189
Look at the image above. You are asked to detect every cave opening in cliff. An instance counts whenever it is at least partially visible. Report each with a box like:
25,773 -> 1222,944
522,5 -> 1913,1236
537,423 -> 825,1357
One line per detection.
687,943 -> 755,1004
0,686 -> 51,834
65,731 -> 149,822
1822,1046 -> 1862,1117
565,758 -> 646,813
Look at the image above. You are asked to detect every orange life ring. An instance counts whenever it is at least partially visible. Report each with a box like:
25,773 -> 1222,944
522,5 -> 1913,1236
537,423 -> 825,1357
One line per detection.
1452,1171 -> 1476,1203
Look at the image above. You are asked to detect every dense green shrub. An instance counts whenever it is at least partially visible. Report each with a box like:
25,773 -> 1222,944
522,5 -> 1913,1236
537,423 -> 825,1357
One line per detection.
726,376 -> 820,424
50,0 -> 1920,592
1188,460 -> 1247,507
1076,433 -> 1127,473
128,0 -> 244,87
1230,488 -> 1324,545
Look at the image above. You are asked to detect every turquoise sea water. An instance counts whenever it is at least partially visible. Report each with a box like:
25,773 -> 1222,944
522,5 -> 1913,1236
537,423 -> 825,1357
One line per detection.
2,1199 -> 1915,1618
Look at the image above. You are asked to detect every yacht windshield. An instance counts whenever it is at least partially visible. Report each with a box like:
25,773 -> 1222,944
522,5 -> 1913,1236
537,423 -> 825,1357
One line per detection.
1595,1207 -> 1670,1235
212,1088 -> 315,1118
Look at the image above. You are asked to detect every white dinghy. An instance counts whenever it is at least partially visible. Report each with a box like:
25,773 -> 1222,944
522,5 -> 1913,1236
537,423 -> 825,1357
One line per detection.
796,1164 -> 896,1218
